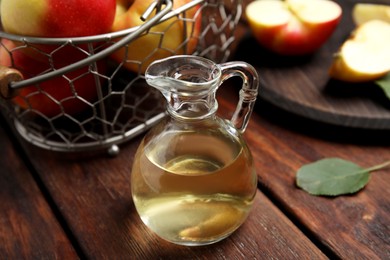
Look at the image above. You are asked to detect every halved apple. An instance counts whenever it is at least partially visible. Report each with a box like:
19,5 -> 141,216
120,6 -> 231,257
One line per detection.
352,3 -> 390,25
245,0 -> 342,55
329,20 -> 390,82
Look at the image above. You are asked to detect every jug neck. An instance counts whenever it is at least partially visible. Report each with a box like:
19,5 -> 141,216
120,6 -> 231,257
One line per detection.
150,77 -> 219,121
167,91 -> 218,120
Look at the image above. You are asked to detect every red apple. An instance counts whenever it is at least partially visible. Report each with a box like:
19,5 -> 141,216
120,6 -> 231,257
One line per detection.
1,0 -> 116,61
245,0 -> 342,55
0,0 -> 116,117
0,39 -> 106,117
110,0 -> 202,73
1,0 -> 116,37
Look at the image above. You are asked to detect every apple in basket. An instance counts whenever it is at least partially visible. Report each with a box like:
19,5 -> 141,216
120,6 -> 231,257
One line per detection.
0,0 -> 116,117
0,39 -> 109,118
110,0 -> 202,73
1,0 -> 116,37
116,0 -> 135,20
245,0 -> 342,55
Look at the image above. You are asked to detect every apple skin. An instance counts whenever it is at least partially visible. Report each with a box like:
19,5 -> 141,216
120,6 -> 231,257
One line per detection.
246,0 -> 342,56
110,0 -> 201,73
0,39 -> 106,117
116,0 -> 134,19
1,0 -> 116,37
1,0 -> 117,61
0,0 -> 116,117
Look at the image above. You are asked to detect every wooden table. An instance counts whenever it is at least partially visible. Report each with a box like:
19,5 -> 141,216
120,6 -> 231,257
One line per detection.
1,84 -> 389,259
1,1 -> 390,259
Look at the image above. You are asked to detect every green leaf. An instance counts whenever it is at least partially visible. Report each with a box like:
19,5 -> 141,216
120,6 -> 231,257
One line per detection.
296,158 -> 390,196
376,73 -> 390,100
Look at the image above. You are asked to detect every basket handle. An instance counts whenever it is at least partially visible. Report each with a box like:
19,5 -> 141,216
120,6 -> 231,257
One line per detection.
3,0 -> 174,92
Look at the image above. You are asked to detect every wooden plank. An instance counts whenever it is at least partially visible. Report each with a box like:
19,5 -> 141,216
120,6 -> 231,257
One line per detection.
241,96 -> 390,259
234,0 -> 390,130
0,120 -> 78,259
20,132 -> 326,258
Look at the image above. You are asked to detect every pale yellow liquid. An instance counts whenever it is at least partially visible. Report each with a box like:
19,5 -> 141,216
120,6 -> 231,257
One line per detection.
131,130 -> 257,245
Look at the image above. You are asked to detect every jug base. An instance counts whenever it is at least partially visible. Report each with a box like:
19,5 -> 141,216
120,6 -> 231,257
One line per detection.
135,193 -> 253,246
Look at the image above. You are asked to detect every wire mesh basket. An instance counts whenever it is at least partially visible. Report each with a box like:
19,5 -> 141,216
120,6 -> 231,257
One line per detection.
0,0 -> 242,154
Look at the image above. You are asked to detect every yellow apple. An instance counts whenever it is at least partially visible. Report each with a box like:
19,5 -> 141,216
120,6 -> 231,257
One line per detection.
353,3 -> 390,26
1,0 -> 116,37
329,20 -> 390,82
115,0 -> 134,23
111,0 -> 201,73
245,0 -> 342,55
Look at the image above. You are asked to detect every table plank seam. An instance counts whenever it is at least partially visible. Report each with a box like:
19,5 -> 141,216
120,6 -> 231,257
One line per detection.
0,114 -> 87,259
257,182 -> 339,259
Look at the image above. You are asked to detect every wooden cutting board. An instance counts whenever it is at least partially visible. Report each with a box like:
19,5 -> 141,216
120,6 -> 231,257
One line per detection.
233,0 -> 390,130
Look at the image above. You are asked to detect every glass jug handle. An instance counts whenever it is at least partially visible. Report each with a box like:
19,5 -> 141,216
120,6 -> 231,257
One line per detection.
219,62 -> 259,133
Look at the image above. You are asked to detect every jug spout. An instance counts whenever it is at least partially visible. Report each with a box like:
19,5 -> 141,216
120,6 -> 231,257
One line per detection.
145,55 -> 222,120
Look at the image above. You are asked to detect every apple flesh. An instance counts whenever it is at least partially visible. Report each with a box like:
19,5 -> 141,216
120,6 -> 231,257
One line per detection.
329,20 -> 390,82
111,0 -> 201,73
245,0 -> 342,55
353,3 -> 390,26
1,0 -> 116,37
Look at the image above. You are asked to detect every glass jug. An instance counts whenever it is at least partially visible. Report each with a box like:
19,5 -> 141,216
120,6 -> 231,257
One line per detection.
131,55 -> 259,246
